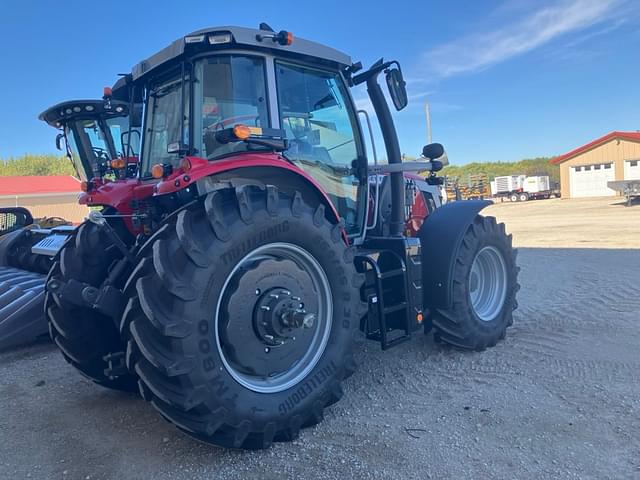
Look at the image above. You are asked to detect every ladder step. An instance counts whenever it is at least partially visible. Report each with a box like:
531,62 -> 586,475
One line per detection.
382,333 -> 411,350
383,303 -> 406,314
379,268 -> 405,279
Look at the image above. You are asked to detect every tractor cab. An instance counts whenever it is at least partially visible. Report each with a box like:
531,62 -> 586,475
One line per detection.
119,25 -> 420,239
39,97 -> 142,186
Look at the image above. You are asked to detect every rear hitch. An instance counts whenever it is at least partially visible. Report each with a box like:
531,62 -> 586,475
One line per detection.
47,277 -> 126,320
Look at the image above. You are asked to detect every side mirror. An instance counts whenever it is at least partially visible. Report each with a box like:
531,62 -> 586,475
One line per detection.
385,68 -> 408,111
55,133 -> 64,151
422,143 -> 444,160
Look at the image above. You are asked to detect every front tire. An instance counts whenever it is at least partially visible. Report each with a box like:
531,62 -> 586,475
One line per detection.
123,186 -> 362,449
431,215 -> 519,350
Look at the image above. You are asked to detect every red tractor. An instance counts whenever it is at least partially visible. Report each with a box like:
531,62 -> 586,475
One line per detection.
41,24 -> 518,449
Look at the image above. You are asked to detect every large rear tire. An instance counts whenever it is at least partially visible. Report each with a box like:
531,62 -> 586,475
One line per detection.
46,221 -> 137,392
122,186 -> 362,449
431,215 -> 519,350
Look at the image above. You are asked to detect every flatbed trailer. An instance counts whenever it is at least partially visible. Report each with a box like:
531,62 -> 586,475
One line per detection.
490,175 -> 559,202
493,188 -> 560,202
608,180 -> 640,206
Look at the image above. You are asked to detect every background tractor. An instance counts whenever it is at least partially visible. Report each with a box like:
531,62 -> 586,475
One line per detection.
42,24 -> 519,449
0,96 -> 142,350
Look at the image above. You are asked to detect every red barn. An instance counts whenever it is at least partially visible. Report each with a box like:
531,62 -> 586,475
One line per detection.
0,176 -> 89,223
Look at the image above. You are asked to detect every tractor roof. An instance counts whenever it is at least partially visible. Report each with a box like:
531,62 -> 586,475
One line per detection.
39,99 -> 130,128
119,25 -> 352,87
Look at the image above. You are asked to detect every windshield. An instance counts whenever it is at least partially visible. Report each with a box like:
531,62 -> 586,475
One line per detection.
64,125 -> 90,181
66,119 -> 113,181
141,74 -> 190,177
65,113 -> 140,181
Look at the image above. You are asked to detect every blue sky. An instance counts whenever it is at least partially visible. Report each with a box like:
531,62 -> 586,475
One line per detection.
0,0 -> 638,164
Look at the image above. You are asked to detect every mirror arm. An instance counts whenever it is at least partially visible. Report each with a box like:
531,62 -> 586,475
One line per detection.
352,59 -> 393,86
363,64 -> 405,236
368,161 -> 441,175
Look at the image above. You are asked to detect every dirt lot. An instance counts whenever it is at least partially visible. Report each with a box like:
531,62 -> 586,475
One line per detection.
485,196 -> 640,248
1,197 -> 639,479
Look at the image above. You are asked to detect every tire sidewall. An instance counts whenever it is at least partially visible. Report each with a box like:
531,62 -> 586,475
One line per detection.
169,205 -> 356,425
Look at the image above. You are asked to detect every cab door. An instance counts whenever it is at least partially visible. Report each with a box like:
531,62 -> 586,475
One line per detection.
274,61 -> 366,238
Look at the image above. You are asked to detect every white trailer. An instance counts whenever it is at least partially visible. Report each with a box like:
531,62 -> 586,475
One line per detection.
491,175 -> 559,202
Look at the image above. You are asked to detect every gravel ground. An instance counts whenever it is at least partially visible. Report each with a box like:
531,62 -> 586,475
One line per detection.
1,198 -> 639,479
484,196 -> 640,249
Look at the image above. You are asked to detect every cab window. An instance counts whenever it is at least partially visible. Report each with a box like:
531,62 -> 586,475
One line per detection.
193,55 -> 269,159
141,73 -> 190,177
275,61 -> 363,235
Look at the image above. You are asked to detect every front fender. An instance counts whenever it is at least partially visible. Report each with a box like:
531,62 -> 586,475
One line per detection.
418,200 -> 491,309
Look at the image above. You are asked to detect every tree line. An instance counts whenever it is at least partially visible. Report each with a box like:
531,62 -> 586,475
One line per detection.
442,157 -> 559,184
0,155 -> 76,177
1,153 -> 559,184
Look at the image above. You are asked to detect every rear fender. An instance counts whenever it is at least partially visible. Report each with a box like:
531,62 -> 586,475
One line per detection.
151,154 -> 343,225
419,200 -> 491,309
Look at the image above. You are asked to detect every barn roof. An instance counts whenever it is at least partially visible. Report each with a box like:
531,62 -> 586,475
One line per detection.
0,176 -> 81,196
550,131 -> 640,165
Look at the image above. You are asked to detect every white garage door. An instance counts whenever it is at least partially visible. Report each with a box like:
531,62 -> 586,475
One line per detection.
624,159 -> 640,180
569,163 -> 616,198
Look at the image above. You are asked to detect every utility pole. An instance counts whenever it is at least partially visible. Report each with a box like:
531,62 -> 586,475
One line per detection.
425,101 -> 432,144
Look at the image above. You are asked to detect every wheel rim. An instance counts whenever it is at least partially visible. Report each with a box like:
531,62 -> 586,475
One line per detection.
468,246 -> 508,321
215,242 -> 332,393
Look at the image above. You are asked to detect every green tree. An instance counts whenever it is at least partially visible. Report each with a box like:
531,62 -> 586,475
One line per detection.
0,155 -> 77,177
442,157 -> 559,184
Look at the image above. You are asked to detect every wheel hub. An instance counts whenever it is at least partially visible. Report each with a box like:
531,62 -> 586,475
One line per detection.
254,288 -> 316,346
216,243 -> 332,393
469,246 -> 508,322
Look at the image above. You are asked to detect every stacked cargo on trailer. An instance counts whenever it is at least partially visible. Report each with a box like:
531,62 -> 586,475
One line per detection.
491,174 -> 558,202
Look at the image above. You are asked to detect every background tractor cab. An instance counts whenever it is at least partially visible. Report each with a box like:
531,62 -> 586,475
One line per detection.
40,96 -> 143,187
40,93 -> 155,235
